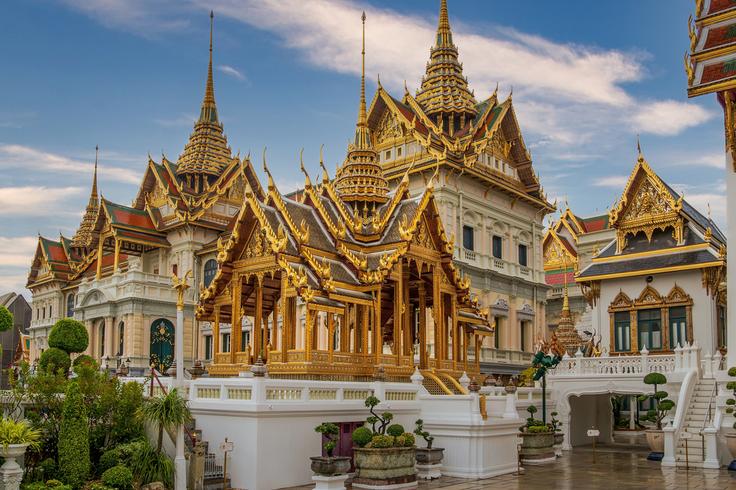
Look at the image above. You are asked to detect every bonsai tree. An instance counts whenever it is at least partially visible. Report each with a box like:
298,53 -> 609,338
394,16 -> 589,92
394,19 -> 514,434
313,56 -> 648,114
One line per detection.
314,422 -> 339,457
550,411 -> 562,432
725,366 -> 736,428
414,419 -> 434,449
351,396 -> 415,449
365,395 -> 394,435
0,305 -> 12,333
521,405 -> 548,432
638,372 -> 675,430
531,350 -> 562,424
138,388 -> 192,453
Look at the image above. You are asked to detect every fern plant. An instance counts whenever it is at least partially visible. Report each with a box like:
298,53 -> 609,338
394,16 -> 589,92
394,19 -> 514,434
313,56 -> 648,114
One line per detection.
0,417 -> 41,449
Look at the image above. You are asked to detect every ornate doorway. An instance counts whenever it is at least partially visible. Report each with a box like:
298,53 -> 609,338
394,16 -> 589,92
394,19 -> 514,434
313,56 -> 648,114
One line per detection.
150,318 -> 174,372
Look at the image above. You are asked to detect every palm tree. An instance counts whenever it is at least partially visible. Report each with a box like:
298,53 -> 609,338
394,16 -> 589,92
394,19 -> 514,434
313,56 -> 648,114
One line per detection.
138,388 -> 192,453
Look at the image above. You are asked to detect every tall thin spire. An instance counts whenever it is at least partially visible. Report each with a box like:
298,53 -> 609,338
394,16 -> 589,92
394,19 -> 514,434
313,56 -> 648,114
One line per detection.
72,145 -> 101,248
334,11 -> 389,208
200,10 -> 218,124
91,145 -> 99,200
437,0 -> 452,46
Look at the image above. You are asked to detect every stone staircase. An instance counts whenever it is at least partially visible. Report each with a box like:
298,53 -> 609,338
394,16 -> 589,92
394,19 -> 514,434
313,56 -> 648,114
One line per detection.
675,378 -> 716,467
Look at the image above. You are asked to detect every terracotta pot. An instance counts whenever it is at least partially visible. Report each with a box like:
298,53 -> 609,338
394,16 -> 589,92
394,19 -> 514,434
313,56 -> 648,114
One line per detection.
645,429 -> 664,453
519,431 -> 555,465
415,447 -> 444,465
352,446 -> 417,487
0,443 -> 29,490
310,456 -> 352,476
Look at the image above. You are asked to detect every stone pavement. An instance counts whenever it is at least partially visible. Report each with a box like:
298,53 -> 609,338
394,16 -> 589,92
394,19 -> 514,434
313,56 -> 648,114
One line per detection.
285,448 -> 736,489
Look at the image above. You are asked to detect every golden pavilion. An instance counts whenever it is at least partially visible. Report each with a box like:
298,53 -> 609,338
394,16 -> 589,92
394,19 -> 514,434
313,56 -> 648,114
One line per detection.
197,12 -> 491,380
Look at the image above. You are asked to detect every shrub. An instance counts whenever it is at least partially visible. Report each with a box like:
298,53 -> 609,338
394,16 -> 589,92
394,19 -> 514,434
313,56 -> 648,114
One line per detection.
725,366 -> 736,429
368,435 -> 395,448
414,419 -> 434,449
89,485 -> 116,490
0,305 -> 12,332
72,354 -> 97,370
110,383 -> 144,444
58,381 -> 90,488
39,457 -> 57,480
639,373 -> 675,430
315,422 -> 339,457
101,465 -> 133,490
48,319 -> 89,354
400,432 -> 415,447
527,425 -> 552,433
386,424 -> 405,437
0,417 -> 42,449
352,426 -> 373,448
39,348 -> 71,375
129,440 -> 174,488
98,448 -> 121,474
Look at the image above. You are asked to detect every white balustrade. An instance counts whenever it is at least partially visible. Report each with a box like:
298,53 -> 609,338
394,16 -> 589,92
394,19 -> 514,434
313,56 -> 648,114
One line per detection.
550,352 -> 677,378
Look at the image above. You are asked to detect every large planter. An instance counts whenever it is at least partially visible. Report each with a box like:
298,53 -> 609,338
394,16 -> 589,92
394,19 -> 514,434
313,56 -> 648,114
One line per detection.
310,456 -> 352,476
519,431 -> 555,465
415,447 -> 444,465
725,433 -> 736,471
644,429 -> 664,461
352,446 -> 417,488
0,443 -> 29,490
553,433 -> 564,457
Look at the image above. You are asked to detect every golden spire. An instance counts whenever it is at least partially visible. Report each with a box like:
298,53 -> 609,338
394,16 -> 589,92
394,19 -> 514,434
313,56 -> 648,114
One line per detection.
415,0 -> 477,131
72,145 -> 101,248
334,11 -> 389,208
176,11 -> 232,183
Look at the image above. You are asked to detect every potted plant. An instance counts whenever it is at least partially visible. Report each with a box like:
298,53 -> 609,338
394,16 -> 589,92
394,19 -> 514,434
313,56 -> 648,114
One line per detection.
550,411 -> 563,456
724,366 -> 736,471
413,419 -> 443,479
351,396 -> 417,488
0,417 -> 42,490
518,405 -> 555,465
310,422 -> 351,476
638,372 -> 675,461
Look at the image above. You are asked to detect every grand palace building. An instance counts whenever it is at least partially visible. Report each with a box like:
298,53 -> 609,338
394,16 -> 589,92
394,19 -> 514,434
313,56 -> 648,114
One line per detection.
25,1 -> 552,377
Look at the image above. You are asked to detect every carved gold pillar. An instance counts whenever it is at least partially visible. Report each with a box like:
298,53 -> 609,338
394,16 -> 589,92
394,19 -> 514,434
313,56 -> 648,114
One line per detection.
281,296 -> 291,362
464,330 -> 470,373
96,237 -> 104,279
419,281 -> 427,369
475,335 -> 481,371
432,266 -> 441,362
328,313 -> 335,362
113,239 -> 121,273
394,274 -> 403,365
402,266 -> 411,357
230,273 -> 242,365
630,310 -> 638,353
213,305 -> 221,358
374,287 -> 382,363
361,305 -> 369,356
661,307 -> 669,351
305,307 -> 313,362
254,277 -> 263,361
271,295 -> 279,352
451,295 -> 458,369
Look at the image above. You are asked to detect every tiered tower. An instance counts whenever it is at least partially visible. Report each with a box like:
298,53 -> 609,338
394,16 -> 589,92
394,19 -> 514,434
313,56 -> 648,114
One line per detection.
334,12 -> 390,211
176,11 -> 233,194
71,146 -> 100,249
414,0 -> 477,135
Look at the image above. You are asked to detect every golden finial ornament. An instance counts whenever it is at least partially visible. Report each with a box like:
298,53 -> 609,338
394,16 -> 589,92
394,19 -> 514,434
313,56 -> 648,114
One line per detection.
684,52 -> 694,86
171,270 -> 192,309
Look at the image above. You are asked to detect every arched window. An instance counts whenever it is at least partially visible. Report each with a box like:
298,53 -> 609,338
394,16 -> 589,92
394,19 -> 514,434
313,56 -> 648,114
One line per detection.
203,259 -> 218,287
118,321 -> 125,356
66,294 -> 75,318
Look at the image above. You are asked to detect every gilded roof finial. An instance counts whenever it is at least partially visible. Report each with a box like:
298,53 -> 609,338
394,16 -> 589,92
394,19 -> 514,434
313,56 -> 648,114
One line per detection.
319,144 -> 330,183
201,10 -> 218,124
493,82 -> 499,98
437,0 -> 452,47
299,148 -> 312,188
92,145 -> 99,199
358,11 -> 368,136
262,147 -> 275,190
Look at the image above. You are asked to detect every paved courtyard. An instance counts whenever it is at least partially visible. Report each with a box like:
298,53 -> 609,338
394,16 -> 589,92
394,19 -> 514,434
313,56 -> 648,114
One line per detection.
286,448 -> 736,489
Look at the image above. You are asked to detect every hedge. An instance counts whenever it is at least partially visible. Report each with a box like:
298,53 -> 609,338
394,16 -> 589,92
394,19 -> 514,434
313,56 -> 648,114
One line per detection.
58,382 -> 90,488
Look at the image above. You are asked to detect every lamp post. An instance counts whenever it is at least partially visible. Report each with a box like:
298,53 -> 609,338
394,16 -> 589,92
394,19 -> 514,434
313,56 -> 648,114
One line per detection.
171,270 -> 191,490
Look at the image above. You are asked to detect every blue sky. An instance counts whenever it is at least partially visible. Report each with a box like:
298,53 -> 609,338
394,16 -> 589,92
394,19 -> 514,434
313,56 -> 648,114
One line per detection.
0,0 -> 726,293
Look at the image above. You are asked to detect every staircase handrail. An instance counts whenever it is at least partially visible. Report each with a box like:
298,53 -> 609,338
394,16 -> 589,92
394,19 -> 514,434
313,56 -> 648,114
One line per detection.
662,368 -> 698,465
701,382 -> 718,432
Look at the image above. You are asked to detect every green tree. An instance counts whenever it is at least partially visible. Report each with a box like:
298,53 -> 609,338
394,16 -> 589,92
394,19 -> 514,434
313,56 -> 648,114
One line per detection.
48,318 -> 89,354
0,305 -> 13,332
58,381 -> 90,488
639,372 -> 675,430
138,388 -> 191,453
39,347 -> 72,375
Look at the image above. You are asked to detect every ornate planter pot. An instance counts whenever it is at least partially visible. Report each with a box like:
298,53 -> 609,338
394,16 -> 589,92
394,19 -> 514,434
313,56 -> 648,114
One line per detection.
352,447 -> 417,488
519,431 -> 555,465
725,433 -> 736,471
553,433 -> 564,457
0,443 -> 29,490
415,447 -> 444,465
644,429 -> 664,461
310,456 -> 352,476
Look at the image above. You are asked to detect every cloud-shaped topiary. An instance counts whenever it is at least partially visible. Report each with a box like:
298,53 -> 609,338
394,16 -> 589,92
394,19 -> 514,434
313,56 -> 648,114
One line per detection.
39,347 -> 71,375
49,318 -> 89,354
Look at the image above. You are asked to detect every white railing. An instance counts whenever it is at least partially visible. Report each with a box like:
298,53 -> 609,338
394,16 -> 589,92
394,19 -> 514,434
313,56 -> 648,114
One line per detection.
463,248 -> 476,261
479,347 -> 534,365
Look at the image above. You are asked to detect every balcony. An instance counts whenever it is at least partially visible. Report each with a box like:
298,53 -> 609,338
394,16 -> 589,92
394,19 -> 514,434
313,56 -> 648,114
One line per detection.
479,347 -> 534,373
463,248 -> 476,262
76,269 -> 180,306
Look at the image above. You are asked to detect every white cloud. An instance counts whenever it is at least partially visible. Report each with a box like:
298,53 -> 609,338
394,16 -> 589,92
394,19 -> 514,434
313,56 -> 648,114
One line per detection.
680,192 -> 726,225
592,175 -> 628,188
0,144 -> 140,185
0,274 -> 30,296
154,113 -> 197,127
632,101 -> 713,136
0,187 -> 84,216
0,236 -> 37,268
217,64 -> 246,81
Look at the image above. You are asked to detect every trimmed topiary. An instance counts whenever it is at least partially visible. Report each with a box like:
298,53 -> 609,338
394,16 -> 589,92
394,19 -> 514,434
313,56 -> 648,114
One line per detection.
72,354 -> 97,370
59,381 -> 90,488
386,423 -> 405,437
0,305 -> 12,332
368,435 -> 395,448
98,447 -> 122,475
352,426 -> 373,448
48,318 -> 89,354
101,465 -> 133,490
39,347 -> 71,375
400,432 -> 415,447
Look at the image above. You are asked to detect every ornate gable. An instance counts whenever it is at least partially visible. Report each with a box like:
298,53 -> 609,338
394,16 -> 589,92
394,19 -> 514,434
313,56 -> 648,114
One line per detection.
609,152 -> 683,253
635,285 -> 662,307
609,290 -> 633,310
543,229 -> 577,271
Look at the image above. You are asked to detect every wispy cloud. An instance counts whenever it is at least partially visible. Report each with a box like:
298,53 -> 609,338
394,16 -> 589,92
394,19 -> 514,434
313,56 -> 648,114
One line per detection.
0,144 -> 140,185
0,236 -> 38,268
632,101 -> 713,136
217,64 -> 246,81
592,175 -> 629,188
0,186 -> 84,216
153,113 -> 197,128
0,111 -> 38,129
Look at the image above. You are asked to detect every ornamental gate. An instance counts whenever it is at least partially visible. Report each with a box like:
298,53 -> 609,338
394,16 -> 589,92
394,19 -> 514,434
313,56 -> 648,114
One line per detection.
150,318 -> 174,372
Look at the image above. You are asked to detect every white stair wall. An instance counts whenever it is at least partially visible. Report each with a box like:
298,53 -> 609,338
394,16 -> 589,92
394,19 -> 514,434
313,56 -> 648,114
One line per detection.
674,378 -> 716,467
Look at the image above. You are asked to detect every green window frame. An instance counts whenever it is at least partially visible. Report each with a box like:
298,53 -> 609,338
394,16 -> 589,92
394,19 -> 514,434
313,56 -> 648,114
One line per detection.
668,306 -> 687,349
614,311 -> 631,352
638,309 -> 662,350
222,333 -> 231,353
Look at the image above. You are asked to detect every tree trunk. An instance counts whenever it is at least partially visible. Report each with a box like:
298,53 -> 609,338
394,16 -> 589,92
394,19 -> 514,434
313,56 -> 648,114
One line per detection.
542,374 -> 547,426
157,423 -> 163,452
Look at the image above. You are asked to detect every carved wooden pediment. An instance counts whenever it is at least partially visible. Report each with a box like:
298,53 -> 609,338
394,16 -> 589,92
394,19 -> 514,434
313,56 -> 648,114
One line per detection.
635,285 -> 662,306
241,226 -> 271,260
610,290 -> 633,309
375,110 -> 405,144
412,218 -> 436,250
543,233 -> 576,271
